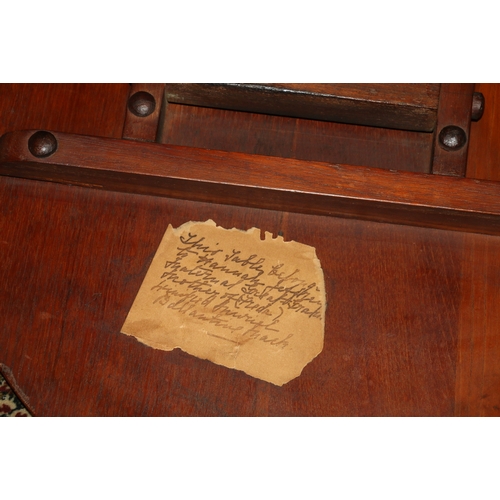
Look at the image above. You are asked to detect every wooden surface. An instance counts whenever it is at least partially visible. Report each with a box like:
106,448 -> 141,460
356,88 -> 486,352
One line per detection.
3,130 -> 500,236
432,83 -> 474,176
0,83 -> 129,139
467,83 -> 500,180
455,233 -> 500,415
159,103 -> 433,173
0,176 -> 463,416
122,84 -> 166,142
0,83 -> 499,416
164,83 -> 440,132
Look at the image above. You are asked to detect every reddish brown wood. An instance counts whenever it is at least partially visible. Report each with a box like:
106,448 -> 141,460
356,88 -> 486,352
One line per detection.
159,103 -> 433,173
432,83 -> 475,176
455,233 -> 500,416
467,83 -> 500,181
122,84 -> 166,142
1,83 -> 499,417
164,84 -> 440,132
0,83 -> 130,139
0,175 -> 463,416
1,130 -> 500,236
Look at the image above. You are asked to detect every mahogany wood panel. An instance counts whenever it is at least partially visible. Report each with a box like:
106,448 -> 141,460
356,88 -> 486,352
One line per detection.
159,103 -> 433,173
432,84 -> 474,176
164,84 -> 440,132
457,83 -> 500,414
0,83 -> 130,139
467,83 -> 500,181
2,130 -> 500,236
0,175 -> 464,416
455,234 -> 500,416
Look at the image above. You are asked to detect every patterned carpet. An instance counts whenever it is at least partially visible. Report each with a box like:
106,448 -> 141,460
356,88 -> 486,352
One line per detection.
0,370 -> 32,417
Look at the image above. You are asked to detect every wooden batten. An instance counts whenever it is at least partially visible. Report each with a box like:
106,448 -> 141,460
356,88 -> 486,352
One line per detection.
164,83 -> 440,132
1,130 -> 500,236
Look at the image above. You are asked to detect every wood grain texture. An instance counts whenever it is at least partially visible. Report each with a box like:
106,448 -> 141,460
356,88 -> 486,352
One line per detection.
1,83 -> 499,416
164,84 -> 440,132
457,83 -> 500,415
2,130 -> 500,236
455,234 -> 500,416
467,83 -> 500,181
0,175 -> 463,416
432,83 -> 474,176
159,103 -> 433,173
0,83 -> 130,139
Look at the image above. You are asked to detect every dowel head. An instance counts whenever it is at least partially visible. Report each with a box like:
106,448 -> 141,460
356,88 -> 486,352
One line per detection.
28,131 -> 58,158
438,126 -> 467,151
128,91 -> 156,117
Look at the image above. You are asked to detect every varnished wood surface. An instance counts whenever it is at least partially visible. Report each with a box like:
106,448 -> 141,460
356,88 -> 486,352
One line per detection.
0,83 -> 499,416
122,84 -> 166,142
0,83 -> 130,139
159,103 -> 433,172
455,233 -> 500,415
2,130 -> 500,236
0,175 -> 465,416
431,84 -> 474,176
164,84 -> 440,132
467,83 -> 500,181
457,84 -> 500,416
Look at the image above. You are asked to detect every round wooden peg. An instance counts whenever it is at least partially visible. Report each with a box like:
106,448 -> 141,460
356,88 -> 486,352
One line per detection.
28,131 -> 58,158
438,126 -> 467,152
128,91 -> 156,117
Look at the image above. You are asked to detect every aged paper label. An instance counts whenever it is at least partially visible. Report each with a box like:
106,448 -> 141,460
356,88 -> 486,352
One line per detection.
121,220 -> 326,386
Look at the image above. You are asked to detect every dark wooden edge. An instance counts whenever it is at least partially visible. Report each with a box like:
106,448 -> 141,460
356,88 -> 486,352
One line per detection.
2,130 -> 500,236
0,363 -> 36,416
164,84 -> 439,132
432,83 -> 474,177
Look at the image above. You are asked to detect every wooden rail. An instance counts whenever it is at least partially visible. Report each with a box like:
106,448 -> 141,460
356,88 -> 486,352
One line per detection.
1,129 -> 500,236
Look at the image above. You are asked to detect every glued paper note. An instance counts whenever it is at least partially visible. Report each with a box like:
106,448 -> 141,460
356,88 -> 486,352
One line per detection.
121,220 -> 326,386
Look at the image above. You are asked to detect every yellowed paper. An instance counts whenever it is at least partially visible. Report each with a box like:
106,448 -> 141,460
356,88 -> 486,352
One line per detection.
121,220 -> 326,386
